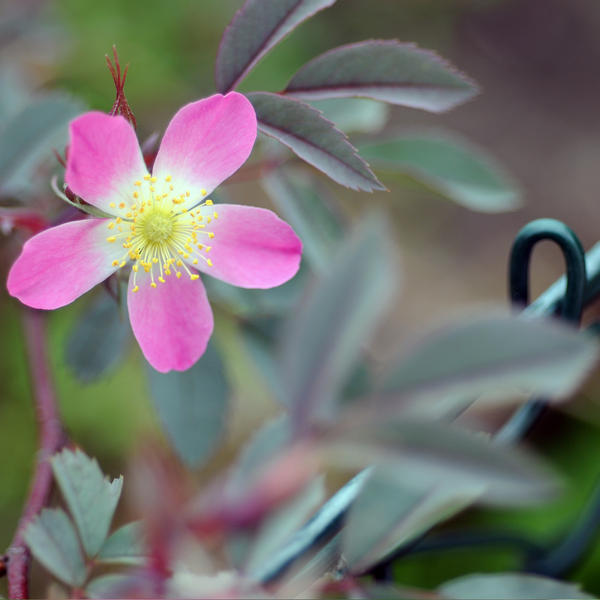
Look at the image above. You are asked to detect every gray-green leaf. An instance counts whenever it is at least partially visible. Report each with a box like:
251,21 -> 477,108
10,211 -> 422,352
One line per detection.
249,92 -> 385,192
281,217 -> 398,433
380,314 -> 599,418
97,521 -> 146,566
65,292 -> 130,383
360,132 -> 521,212
51,448 -> 123,557
0,93 -> 84,197
24,508 -> 86,587
146,341 -> 228,468
438,573 -> 595,600
284,40 -> 478,113
215,0 -> 336,93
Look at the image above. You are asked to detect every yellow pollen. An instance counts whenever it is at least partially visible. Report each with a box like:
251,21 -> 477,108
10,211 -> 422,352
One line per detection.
208,232 -> 215,239
107,177 -> 220,289
201,189 -> 207,196
207,259 -> 213,267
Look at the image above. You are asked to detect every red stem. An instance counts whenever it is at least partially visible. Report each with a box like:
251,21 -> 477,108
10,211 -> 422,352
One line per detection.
6,309 -> 65,599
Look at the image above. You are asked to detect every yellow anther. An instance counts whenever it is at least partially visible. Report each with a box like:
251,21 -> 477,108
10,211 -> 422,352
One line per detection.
176,272 -> 182,279
205,199 -> 213,206
132,264 -> 139,272
133,191 -> 139,199
169,185 -> 174,191
135,180 -> 142,186
151,176 -> 157,183
149,186 -> 155,193
106,236 -> 116,242
151,282 -> 157,288
107,222 -> 115,229
109,202 -> 116,208
152,257 -> 159,263
201,189 -> 207,196
158,276 -> 165,283
119,261 -> 126,268
132,285 -> 139,293
116,217 -> 122,224
144,265 -> 151,272
119,202 -> 126,209
143,175 -> 151,181
205,246 -> 211,252
185,191 -> 190,197
207,259 -> 213,267
192,258 -> 198,265
165,175 -> 172,182
190,274 -> 199,281
197,244 -> 204,250
206,217 -> 212,224
213,212 -> 218,219
165,269 -> 171,275
112,259 -> 119,266
208,232 -> 215,239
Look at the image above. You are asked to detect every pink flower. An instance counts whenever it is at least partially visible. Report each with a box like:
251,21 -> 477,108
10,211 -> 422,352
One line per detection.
7,93 -> 302,372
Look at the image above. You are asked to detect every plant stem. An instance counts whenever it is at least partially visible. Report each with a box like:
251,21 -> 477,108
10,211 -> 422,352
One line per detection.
6,309 -> 65,600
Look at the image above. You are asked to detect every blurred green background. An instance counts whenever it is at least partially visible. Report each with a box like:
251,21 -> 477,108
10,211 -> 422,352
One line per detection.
2,0 -> 600,594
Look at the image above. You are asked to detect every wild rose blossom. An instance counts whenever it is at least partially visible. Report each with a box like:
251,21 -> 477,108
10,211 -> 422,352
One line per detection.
7,92 -> 302,372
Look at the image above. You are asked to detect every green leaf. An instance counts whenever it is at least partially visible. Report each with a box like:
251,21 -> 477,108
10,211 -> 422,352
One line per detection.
438,573 -> 595,599
245,475 -> 325,575
215,0 -> 337,93
379,314 -> 599,418
322,419 -> 559,506
248,92 -> 385,192
0,93 -> 84,196
24,508 -> 86,587
86,574 -> 133,599
281,217 -> 398,433
309,98 -> 389,133
284,40 -> 478,112
51,448 -> 123,557
360,132 -> 521,213
262,170 -> 343,273
343,467 -> 482,573
65,292 -> 130,383
97,521 -> 145,565
146,341 -> 228,468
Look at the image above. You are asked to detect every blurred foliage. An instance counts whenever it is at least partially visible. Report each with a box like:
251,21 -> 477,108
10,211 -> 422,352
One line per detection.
2,0 -> 600,597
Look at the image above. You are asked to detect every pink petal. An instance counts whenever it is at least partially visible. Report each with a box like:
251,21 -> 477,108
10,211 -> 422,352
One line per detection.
7,219 -> 124,309
190,204 -> 302,288
152,93 -> 256,209
128,268 -> 214,373
66,112 -> 148,214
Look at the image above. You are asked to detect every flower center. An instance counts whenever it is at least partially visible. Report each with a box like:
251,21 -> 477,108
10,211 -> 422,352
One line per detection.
105,174 -> 218,291
140,209 -> 175,243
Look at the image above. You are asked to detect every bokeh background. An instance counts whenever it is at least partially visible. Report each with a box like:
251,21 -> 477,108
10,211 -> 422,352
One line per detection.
2,0 -> 600,594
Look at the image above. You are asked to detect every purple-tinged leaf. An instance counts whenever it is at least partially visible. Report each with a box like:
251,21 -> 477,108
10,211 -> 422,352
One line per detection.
215,0 -> 337,93
322,419 -> 559,506
360,131 -> 521,213
248,92 -> 385,191
343,468 -> 482,573
281,217 -> 398,435
379,314 -> 599,418
284,40 -> 478,113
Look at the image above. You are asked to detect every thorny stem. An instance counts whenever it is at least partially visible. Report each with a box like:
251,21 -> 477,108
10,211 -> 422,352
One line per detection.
6,310 -> 66,599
